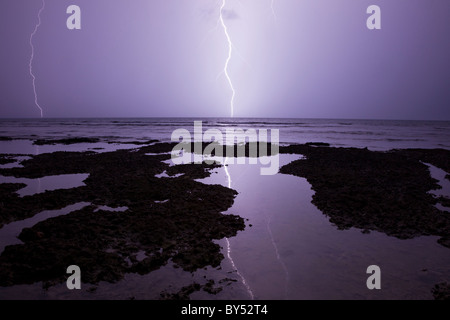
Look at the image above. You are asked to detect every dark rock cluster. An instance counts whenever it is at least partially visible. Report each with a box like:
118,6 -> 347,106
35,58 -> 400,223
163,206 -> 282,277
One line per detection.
0,145 -> 244,288
280,145 -> 450,247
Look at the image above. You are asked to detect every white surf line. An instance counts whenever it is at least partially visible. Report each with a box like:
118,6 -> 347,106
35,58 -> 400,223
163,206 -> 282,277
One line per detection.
223,158 -> 255,300
265,213 -> 289,298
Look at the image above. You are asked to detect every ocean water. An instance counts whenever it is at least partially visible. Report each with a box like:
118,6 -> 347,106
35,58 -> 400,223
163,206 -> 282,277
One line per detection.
0,118 -> 449,300
0,118 -> 449,153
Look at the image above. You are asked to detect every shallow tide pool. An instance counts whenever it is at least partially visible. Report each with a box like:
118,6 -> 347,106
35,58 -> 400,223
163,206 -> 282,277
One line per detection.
0,154 -> 449,300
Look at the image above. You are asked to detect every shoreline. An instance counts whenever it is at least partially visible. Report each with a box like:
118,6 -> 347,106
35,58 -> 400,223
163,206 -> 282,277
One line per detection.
0,139 -> 449,299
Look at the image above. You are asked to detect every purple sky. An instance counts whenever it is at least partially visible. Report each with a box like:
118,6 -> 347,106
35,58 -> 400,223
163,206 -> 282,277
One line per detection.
0,0 -> 449,119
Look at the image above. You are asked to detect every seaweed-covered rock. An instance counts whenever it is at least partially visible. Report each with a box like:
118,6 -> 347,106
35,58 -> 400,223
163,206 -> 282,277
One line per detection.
0,144 -> 244,287
432,282 -> 450,300
0,155 -> 16,165
280,145 -> 450,247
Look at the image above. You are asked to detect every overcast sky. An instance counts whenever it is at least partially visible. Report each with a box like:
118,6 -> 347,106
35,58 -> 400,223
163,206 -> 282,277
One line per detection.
0,0 -> 449,119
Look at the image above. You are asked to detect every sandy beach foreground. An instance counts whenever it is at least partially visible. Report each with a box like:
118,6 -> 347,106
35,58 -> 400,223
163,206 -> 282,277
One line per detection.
0,140 -> 449,299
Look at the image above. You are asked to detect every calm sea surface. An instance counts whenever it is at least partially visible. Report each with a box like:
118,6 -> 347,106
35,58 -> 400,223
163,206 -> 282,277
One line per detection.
0,118 -> 449,151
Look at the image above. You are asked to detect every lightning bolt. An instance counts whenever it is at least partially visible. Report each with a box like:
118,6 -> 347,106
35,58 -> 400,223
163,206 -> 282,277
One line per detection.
219,0 -> 236,118
265,213 -> 289,298
271,0 -> 277,20
29,0 -> 45,118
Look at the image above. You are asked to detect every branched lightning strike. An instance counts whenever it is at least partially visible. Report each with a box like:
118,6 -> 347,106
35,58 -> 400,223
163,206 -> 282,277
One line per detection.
29,0 -> 45,118
219,0 -> 236,118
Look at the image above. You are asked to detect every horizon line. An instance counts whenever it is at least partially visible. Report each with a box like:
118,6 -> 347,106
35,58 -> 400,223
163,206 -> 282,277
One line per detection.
1,116 -> 450,122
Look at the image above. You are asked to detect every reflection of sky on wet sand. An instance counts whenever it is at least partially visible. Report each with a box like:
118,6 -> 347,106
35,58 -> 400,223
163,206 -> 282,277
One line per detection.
198,154 -> 450,299
0,154 -> 449,299
0,174 -> 89,197
0,203 -> 90,255
426,163 -> 450,213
